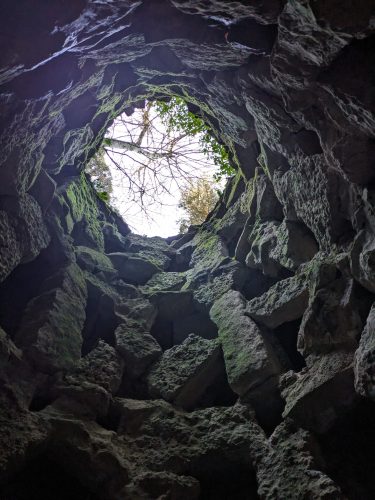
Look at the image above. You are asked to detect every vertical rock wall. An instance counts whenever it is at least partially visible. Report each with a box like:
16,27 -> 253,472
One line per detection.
1,1 -> 375,498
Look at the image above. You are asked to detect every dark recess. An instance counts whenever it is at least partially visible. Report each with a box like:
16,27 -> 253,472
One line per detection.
0,454 -> 100,500
273,318 -> 306,372
317,399 -> 375,500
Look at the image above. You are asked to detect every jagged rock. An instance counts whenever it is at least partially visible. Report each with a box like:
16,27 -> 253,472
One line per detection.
246,274 -> 309,329
245,220 -> 281,276
270,221 -> 319,271
354,302 -> 375,400
0,194 -> 50,282
28,169 -> 56,214
147,334 -> 224,409
2,1 -> 375,497
0,327 -> 35,412
108,252 -> 161,285
298,275 -> 365,356
256,421 -> 342,499
171,236 -> 197,270
115,321 -> 161,378
244,218 -> 317,277
0,326 -> 22,368
50,341 -> 124,418
189,230 -> 230,274
350,229 -> 375,293
235,174 -> 280,263
124,470 -> 200,500
81,275 -> 120,355
187,259 -> 253,309
141,271 -> 186,294
125,233 -> 173,270
115,297 -> 157,331
172,0 -> 282,25
0,393 -> 51,480
38,417 -> 129,499
14,264 -> 87,372
211,290 -> 281,396
65,341 -> 123,394
75,245 -> 116,280
61,174 -> 105,250
281,351 -> 357,433
113,398 -> 262,497
102,222 -> 127,253
273,156 -> 352,251
212,190 -> 247,248
255,172 -> 283,218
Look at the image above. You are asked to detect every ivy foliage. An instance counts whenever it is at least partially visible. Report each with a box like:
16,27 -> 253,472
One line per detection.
154,97 -> 235,181
85,147 -> 113,203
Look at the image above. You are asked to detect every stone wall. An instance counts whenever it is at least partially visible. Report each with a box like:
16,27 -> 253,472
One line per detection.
1,1 -> 375,498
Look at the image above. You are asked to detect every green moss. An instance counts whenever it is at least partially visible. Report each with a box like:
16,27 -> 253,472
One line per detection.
240,168 -> 259,215
142,271 -> 186,295
64,173 -> 105,250
225,169 -> 244,207
76,246 -> 114,272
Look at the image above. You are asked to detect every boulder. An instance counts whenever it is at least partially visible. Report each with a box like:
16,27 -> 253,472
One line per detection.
53,341 -> 124,417
108,252 -> 161,285
0,194 -> 50,282
15,264 -> 87,372
211,290 -> 281,396
147,334 -> 224,409
65,341 -> 124,394
115,297 -> 157,331
115,320 -> 162,378
246,275 -> 309,329
76,245 -> 116,280
354,303 -> 375,400
298,276 -> 365,356
281,351 -> 357,433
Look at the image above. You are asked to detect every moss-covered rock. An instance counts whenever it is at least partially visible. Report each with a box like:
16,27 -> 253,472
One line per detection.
15,263 -> 87,372
141,271 -> 186,295
246,274 -> 309,329
62,173 -> 105,250
210,290 -> 281,396
108,252 -> 161,285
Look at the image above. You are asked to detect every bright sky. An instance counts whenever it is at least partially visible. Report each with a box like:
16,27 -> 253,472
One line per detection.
104,102 -> 224,237
109,164 -> 186,237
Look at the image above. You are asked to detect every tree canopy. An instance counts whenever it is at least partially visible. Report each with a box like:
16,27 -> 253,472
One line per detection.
86,97 -> 234,232
178,178 -> 219,233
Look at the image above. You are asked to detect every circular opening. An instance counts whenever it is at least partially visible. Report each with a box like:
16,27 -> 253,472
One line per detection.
86,97 -> 233,236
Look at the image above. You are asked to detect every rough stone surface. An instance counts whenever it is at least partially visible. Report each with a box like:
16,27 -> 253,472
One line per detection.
298,275 -> 365,356
115,320 -> 162,379
211,290 -> 281,397
354,302 -> 375,400
246,274 -> 309,329
1,1 -> 375,497
14,264 -> 87,372
0,194 -> 50,281
281,351 -> 357,433
147,334 -> 223,409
